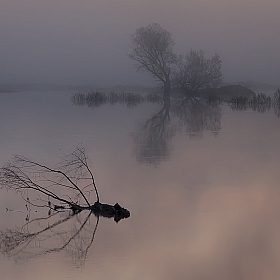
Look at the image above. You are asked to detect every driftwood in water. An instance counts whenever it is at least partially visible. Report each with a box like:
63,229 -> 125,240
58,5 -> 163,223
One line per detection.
58,201 -> 130,222
91,202 -> 130,223
0,145 -> 130,222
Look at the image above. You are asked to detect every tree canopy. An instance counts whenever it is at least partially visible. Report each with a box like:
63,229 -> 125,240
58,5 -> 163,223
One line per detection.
129,24 -> 223,99
173,50 -> 223,95
129,23 -> 176,101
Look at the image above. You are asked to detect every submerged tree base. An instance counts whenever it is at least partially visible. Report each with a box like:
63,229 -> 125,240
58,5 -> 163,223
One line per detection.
58,201 -> 130,222
91,202 -> 130,222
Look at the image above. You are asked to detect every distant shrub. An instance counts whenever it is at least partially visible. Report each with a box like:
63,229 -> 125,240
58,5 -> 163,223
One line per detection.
229,93 -> 272,113
273,89 -> 280,117
146,93 -> 162,103
72,91 -> 148,108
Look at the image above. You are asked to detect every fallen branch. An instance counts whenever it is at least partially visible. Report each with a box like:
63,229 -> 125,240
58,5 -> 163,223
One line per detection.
0,145 -> 130,222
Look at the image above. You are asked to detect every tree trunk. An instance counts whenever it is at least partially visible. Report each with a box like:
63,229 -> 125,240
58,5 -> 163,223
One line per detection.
163,79 -> 171,109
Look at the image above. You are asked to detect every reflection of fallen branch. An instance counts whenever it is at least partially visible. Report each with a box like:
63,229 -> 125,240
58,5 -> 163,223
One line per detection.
0,145 -> 130,222
0,213 -> 73,256
0,211 -> 100,265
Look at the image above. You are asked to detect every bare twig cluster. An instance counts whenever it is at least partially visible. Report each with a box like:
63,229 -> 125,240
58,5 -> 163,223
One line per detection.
0,145 -> 130,221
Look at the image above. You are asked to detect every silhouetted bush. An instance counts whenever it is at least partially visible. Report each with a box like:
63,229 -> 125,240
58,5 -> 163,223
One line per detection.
273,89 -> 280,117
146,93 -> 162,103
72,91 -> 162,108
229,93 -> 272,113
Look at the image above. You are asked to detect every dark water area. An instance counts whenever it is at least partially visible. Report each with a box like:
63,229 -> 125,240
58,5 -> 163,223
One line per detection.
1,90 -> 280,279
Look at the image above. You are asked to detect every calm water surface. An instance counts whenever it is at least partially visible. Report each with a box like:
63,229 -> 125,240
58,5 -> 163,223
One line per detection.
1,91 -> 280,279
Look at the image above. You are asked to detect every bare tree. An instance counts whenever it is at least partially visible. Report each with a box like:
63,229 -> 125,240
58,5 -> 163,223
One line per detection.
129,23 -> 176,104
173,50 -> 223,96
0,145 -> 130,222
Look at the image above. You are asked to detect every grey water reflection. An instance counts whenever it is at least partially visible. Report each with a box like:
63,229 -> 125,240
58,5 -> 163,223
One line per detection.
1,90 -> 280,279
133,100 -> 174,164
172,98 -> 221,135
133,98 -> 222,164
73,92 -> 222,164
72,89 -> 280,164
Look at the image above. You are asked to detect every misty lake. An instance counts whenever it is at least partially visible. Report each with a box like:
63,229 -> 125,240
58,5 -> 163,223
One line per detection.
1,90 -> 280,280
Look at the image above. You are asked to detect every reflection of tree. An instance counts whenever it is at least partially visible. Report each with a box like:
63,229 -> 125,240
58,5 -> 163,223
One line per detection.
133,97 -> 222,163
172,98 -> 221,136
0,211 -> 99,265
73,89 -> 280,165
133,102 -> 176,164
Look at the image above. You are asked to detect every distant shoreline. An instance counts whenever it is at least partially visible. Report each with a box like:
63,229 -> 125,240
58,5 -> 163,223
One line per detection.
0,89 -> 20,93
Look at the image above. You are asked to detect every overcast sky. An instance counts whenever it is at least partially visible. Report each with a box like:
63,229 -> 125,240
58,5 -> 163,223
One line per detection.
1,0 -> 279,86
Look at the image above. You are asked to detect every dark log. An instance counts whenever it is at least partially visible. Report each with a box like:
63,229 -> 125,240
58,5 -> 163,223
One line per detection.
91,202 -> 130,222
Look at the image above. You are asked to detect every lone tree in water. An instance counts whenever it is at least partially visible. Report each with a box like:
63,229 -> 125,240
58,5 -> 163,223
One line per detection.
129,23 -> 176,105
173,50 -> 223,96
